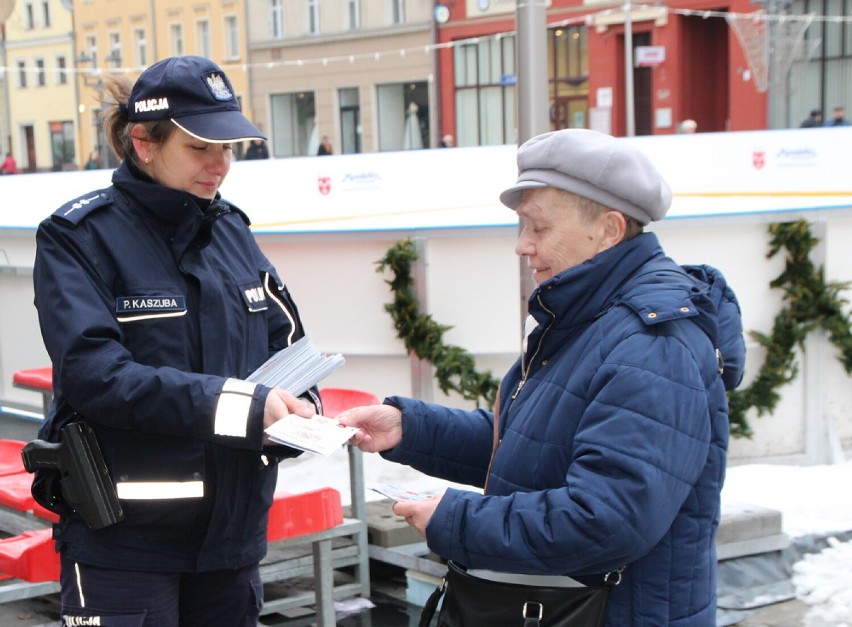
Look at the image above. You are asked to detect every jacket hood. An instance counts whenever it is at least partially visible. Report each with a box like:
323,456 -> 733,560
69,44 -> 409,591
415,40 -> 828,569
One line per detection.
530,232 -> 678,331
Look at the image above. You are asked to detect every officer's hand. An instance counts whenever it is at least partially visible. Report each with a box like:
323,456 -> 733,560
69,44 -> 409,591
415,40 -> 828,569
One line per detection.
263,388 -> 313,432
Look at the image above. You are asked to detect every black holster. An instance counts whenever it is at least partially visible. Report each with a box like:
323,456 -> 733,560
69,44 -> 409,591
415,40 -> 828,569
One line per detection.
21,422 -> 124,530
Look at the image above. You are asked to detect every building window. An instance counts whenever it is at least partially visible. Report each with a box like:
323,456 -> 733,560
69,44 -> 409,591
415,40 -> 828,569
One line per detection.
270,0 -> 284,38
170,23 -> 184,56
24,2 -> 35,29
107,32 -> 121,67
224,15 -> 239,58
17,60 -> 27,88
196,20 -> 211,57
307,0 -> 319,34
346,0 -> 360,30
787,0 -> 852,126
548,26 -> 589,130
56,55 -> 68,85
454,35 -> 516,146
270,91 -> 316,157
41,0 -> 51,27
793,0 -> 851,60
377,81 -> 429,151
35,58 -> 46,86
391,0 -> 405,24
134,29 -> 147,67
50,121 -> 76,171
83,34 -> 98,67
339,87 -> 361,154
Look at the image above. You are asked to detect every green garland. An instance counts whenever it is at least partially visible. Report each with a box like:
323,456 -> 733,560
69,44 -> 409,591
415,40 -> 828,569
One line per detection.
376,240 -> 499,408
378,222 -> 852,438
727,220 -> 852,438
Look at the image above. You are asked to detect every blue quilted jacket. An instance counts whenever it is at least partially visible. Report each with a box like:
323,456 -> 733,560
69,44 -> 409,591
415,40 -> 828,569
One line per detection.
383,232 -> 745,626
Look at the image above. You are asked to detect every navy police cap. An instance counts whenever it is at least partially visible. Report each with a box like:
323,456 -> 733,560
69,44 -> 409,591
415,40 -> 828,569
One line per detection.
126,56 -> 266,143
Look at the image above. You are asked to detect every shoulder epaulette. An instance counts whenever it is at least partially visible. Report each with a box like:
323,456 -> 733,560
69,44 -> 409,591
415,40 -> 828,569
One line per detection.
221,199 -> 251,226
52,189 -> 113,226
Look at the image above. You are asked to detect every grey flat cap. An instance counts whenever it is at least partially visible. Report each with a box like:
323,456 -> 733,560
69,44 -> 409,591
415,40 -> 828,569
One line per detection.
500,129 -> 672,225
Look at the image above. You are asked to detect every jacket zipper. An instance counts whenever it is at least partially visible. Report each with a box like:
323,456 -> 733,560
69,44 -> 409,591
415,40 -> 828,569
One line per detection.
512,293 -> 555,403
485,293 -> 554,490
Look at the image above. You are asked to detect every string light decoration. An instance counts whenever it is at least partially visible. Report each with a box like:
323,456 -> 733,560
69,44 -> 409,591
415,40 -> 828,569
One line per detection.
9,5 -> 849,77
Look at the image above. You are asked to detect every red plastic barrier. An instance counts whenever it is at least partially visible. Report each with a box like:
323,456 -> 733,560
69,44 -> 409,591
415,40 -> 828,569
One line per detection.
319,388 -> 380,418
0,440 -> 26,476
0,528 -> 58,582
267,487 -> 343,542
0,471 -> 59,522
12,367 -> 53,391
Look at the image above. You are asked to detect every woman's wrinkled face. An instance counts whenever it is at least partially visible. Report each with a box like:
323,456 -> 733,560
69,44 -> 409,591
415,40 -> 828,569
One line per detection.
139,126 -> 232,199
514,187 -> 613,285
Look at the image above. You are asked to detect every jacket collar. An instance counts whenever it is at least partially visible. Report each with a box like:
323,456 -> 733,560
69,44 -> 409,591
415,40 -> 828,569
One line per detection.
529,232 -> 679,331
111,161 -> 222,226
111,161 -> 232,253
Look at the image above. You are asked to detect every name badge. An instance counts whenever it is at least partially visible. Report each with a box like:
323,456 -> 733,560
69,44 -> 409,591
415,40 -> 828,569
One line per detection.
116,295 -> 187,322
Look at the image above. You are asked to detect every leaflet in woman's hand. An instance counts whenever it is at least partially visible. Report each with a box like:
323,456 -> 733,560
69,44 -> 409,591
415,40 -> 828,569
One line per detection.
369,484 -> 433,501
265,414 -> 358,456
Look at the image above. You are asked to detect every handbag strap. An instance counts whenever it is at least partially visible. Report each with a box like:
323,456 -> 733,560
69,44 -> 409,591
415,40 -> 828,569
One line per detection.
418,575 -> 447,627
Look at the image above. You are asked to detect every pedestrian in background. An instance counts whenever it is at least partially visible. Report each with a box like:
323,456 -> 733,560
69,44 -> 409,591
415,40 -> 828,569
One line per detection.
244,138 -> 269,159
340,129 -> 746,626
677,119 -> 697,133
83,150 -> 101,170
800,109 -> 823,128
31,56 -> 316,627
0,152 -> 18,174
825,106 -> 851,126
317,135 -> 333,156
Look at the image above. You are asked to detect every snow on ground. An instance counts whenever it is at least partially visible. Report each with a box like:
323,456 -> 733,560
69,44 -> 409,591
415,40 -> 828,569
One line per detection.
278,450 -> 852,624
722,461 -> 852,625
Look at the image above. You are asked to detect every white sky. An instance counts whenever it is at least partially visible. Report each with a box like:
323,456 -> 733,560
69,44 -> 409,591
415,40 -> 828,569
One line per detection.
279,453 -> 852,625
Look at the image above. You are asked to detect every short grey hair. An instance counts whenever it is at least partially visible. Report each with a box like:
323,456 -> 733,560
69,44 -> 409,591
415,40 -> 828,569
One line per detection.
556,189 -> 644,240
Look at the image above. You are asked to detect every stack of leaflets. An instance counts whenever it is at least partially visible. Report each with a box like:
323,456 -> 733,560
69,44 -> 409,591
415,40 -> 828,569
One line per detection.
249,337 -> 354,455
247,336 -> 345,396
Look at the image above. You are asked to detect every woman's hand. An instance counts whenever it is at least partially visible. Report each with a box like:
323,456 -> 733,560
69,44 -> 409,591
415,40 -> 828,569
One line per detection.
393,495 -> 443,538
336,404 -> 403,453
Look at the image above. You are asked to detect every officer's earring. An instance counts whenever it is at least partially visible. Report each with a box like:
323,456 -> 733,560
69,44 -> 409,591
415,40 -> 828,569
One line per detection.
144,157 -> 150,165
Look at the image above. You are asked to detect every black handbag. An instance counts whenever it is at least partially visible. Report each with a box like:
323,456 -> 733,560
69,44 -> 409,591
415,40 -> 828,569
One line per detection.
418,561 -> 621,627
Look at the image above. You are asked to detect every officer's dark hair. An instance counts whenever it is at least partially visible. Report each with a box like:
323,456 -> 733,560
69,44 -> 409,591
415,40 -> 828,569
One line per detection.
102,76 -> 175,169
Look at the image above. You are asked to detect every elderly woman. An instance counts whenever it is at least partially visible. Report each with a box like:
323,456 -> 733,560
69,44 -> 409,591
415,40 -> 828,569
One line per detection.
340,129 -> 745,626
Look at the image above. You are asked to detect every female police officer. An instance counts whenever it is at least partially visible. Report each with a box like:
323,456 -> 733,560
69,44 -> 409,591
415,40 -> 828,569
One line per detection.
32,56 -> 315,626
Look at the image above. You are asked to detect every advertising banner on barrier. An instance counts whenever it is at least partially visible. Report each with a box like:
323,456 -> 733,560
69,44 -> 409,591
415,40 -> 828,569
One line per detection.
2,128 -> 851,233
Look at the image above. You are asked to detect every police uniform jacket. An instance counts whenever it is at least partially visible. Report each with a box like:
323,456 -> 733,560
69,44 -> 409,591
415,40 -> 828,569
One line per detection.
382,232 -> 746,626
33,161 -> 312,572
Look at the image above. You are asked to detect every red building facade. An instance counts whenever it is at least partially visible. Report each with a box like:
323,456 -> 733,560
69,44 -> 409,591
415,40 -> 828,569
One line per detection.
435,0 -> 768,143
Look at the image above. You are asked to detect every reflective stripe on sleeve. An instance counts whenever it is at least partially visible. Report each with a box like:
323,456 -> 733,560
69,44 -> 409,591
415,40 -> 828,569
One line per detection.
116,481 -> 204,499
214,378 -> 258,438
